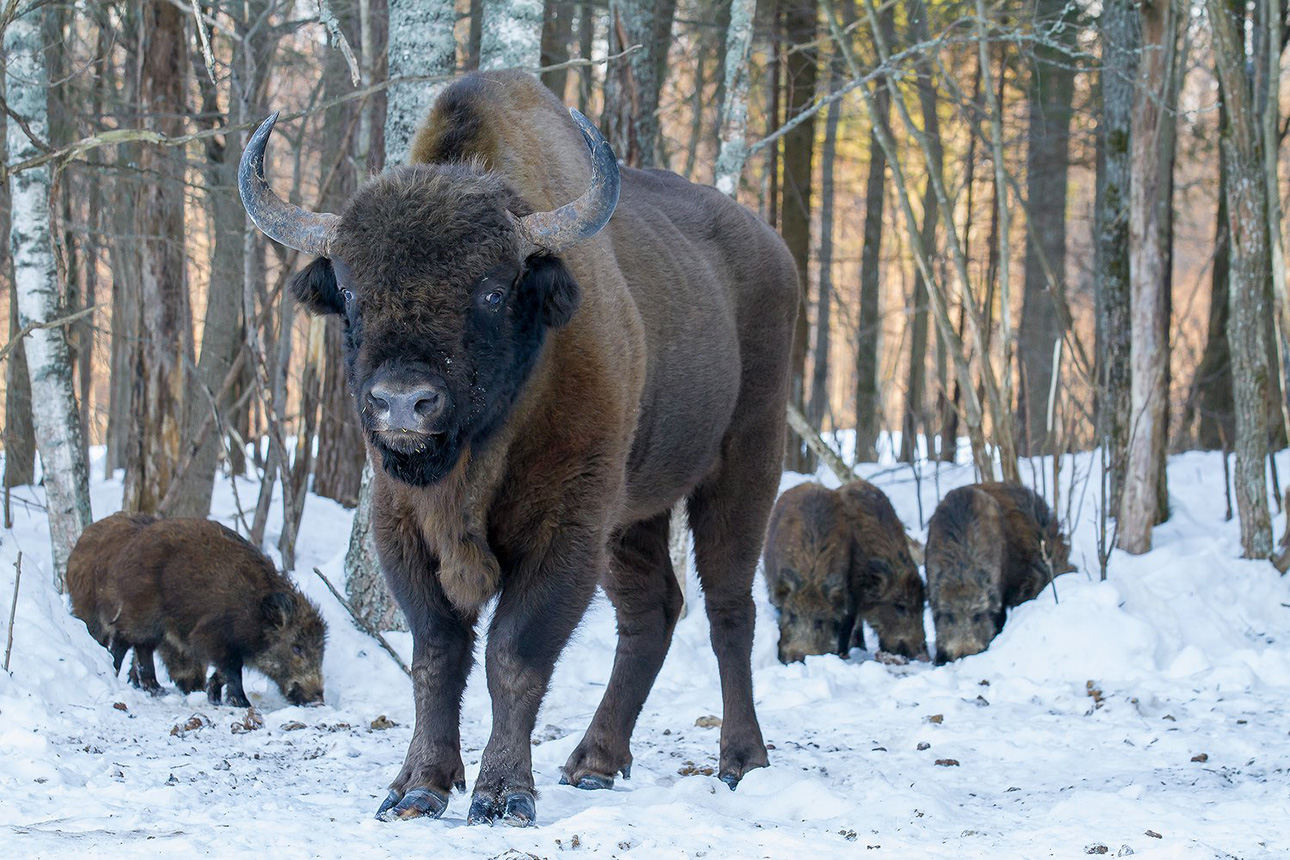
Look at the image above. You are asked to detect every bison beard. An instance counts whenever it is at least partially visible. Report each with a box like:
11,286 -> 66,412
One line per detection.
240,72 -> 799,827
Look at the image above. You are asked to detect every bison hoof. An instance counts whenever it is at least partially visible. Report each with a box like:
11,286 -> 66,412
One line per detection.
467,790 -> 536,827
376,787 -> 449,821
559,772 -> 614,791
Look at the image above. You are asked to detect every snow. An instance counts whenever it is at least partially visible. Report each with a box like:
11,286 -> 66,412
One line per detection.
2,448 -> 1289,858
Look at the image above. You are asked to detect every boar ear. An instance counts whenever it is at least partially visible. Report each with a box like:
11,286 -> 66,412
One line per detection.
523,253 -> 581,328
290,257 -> 345,316
261,592 -> 297,628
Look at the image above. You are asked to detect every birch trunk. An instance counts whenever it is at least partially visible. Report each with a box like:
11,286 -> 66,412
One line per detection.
480,0 -> 545,70
605,0 -> 678,167
385,0 -> 456,165
712,0 -> 756,196
5,0 -> 93,588
342,0 -> 457,630
1119,0 -> 1180,554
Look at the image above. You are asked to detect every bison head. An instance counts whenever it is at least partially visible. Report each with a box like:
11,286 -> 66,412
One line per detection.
238,110 -> 619,486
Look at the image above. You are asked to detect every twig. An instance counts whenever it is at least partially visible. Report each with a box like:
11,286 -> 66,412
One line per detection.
317,0 -> 361,86
0,305 -> 99,364
189,0 -> 217,83
313,567 -> 412,679
5,552 -> 21,672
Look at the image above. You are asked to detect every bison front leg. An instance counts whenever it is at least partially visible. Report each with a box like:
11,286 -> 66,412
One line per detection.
377,573 -> 476,822
467,539 -> 600,827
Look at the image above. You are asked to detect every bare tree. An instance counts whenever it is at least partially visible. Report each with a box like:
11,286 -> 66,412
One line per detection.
1095,0 -> 1136,512
1207,0 -> 1272,558
781,0 -> 818,472
605,0 -> 679,166
1119,0 -> 1182,553
713,0 -> 756,195
5,0 -> 93,587
122,0 -> 194,515
1017,0 -> 1077,455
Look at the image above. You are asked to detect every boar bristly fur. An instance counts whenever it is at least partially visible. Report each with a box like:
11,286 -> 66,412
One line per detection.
926,483 -> 1073,663
67,513 -> 327,707
764,480 -> 926,664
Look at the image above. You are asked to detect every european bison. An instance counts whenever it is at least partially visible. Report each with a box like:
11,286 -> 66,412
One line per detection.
239,71 -> 797,825
67,513 -> 326,707
925,483 -> 1072,663
764,481 -> 926,664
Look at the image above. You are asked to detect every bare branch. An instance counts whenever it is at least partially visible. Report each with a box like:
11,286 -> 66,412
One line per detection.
317,0 -> 361,86
0,305 -> 99,364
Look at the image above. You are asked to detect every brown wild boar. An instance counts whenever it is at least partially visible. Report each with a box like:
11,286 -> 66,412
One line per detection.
925,482 -> 1072,664
763,480 -> 926,664
67,513 -> 327,707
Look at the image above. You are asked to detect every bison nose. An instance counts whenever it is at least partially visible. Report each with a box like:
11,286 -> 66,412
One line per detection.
368,381 -> 447,431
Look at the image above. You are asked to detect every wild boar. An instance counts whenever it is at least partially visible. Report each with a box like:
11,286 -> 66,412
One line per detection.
925,482 -> 1072,663
67,513 -> 327,707
763,480 -> 926,664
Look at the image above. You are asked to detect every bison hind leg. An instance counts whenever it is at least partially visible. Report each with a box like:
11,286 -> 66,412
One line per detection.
562,511 -> 681,790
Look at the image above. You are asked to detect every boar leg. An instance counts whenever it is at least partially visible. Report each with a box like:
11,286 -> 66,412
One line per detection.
466,529 -> 600,827
108,637 -> 130,675
158,639 -> 207,695
563,511 -> 681,789
128,646 -> 163,695
218,659 -> 251,708
377,555 -> 476,822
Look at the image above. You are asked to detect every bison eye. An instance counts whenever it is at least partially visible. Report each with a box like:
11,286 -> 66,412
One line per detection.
483,288 -> 505,309
292,644 -> 304,657
342,288 -> 354,303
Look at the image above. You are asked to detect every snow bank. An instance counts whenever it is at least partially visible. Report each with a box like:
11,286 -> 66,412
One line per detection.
1,448 -> 1288,858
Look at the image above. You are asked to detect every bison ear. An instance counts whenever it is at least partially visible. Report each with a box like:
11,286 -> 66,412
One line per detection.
523,253 -> 581,328
261,592 -> 297,628
290,257 -> 345,316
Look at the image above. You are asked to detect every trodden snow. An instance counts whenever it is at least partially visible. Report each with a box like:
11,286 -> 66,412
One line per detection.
1,448 -> 1288,859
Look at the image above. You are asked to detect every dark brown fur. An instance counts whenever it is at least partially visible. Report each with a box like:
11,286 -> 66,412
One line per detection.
764,481 -> 926,663
925,483 -> 1073,663
67,513 -> 327,707
286,72 -> 798,823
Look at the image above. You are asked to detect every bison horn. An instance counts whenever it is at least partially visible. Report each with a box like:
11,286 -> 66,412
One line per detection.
239,112 -> 339,257
516,109 -> 620,254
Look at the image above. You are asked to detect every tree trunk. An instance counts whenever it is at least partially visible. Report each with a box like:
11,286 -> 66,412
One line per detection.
808,47 -> 845,433
5,0 -> 94,588
1208,0 -> 1272,558
1186,104 -> 1233,450
345,0 -> 458,629
1119,0 -> 1180,553
2,66 -> 36,490
854,1 -> 892,463
167,4 -> 270,518
899,0 -> 941,465
781,0 -> 818,473
1017,0 -> 1077,456
712,0 -> 757,196
123,0 -> 193,515
385,0 -> 457,166
481,0 -> 545,70
314,0 -> 367,508
1095,0 -> 1136,513
605,0 -> 678,167
541,0 -> 576,97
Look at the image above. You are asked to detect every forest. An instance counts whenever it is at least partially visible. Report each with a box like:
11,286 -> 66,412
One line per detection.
2,0 -> 1290,855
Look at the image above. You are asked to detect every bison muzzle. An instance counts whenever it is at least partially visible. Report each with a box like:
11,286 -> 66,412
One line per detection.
240,72 -> 798,826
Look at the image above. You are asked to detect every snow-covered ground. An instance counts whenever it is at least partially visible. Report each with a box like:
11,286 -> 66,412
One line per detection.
2,449 -> 1288,859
